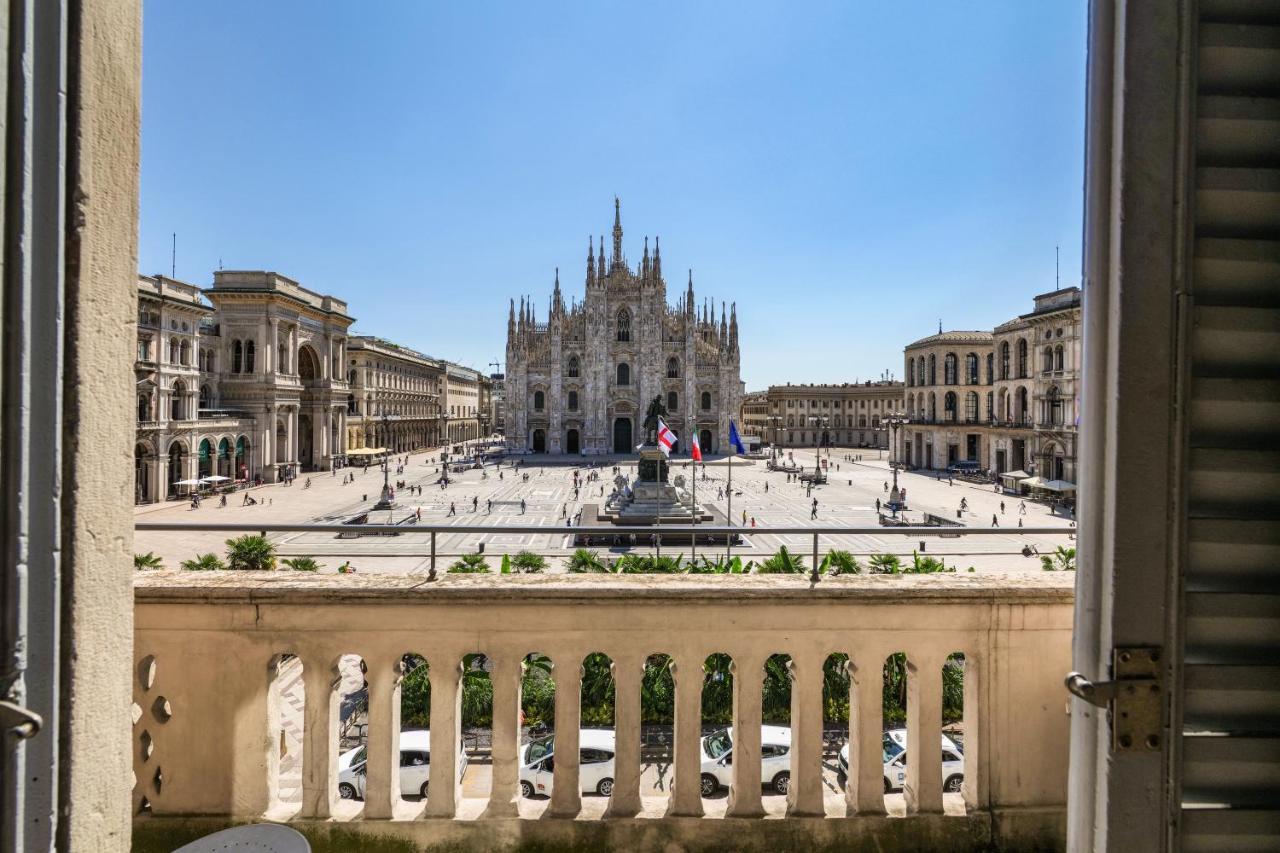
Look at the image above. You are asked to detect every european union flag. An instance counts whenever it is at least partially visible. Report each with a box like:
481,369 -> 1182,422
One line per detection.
728,420 -> 745,455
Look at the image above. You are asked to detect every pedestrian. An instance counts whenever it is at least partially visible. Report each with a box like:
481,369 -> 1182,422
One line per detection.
810,503 -> 818,520
219,494 -> 227,507
742,509 -> 747,526
751,517 -> 757,528
416,507 -> 421,521
1000,501 -> 1006,514
448,502 -> 456,516
487,499 -> 492,514
1019,501 -> 1027,515
884,481 -> 889,492
992,514 -> 999,527
472,495 -> 478,512
521,498 -> 527,514
875,498 -> 881,512
1018,518 -> 1023,528
764,481 -> 769,494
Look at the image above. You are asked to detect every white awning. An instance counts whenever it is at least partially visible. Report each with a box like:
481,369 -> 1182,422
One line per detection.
1000,470 -> 1031,481
1042,479 -> 1077,492
173,478 -> 203,486
200,475 -> 231,482
1022,476 -> 1048,488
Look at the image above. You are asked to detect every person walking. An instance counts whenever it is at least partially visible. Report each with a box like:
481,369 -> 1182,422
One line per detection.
742,509 -> 747,526
1000,500 -> 1006,514
447,502 -> 456,516
810,499 -> 818,520
520,498 -> 527,515
992,514 -> 999,527
875,497 -> 881,512
487,498 -> 492,514
1019,501 -> 1027,515
472,495 -> 478,512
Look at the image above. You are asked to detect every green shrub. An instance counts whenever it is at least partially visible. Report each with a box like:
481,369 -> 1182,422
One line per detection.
756,546 -> 806,574
134,552 -> 164,571
907,552 -> 953,573
821,550 -> 861,575
511,551 -> 548,573
611,554 -> 650,574
282,557 -> 322,572
448,553 -> 490,573
225,534 -> 276,571
180,553 -> 225,571
868,553 -> 901,574
567,549 -> 609,573
1040,546 -> 1077,572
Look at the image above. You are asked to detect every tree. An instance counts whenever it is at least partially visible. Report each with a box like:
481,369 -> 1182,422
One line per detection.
820,550 -> 861,575
567,549 -> 608,573
448,554 -> 490,573
134,552 -> 164,571
869,553 -> 901,574
224,534 -> 276,571
756,546 -> 805,574
1040,546 -> 1077,572
511,551 -> 548,573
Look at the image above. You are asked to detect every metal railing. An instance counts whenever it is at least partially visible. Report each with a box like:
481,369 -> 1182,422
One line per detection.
136,521 -> 1075,578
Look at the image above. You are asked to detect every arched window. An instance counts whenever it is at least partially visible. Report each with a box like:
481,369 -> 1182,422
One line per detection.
347,394 -> 357,414
1054,344 -> 1064,370
245,340 -> 256,373
667,391 -> 678,412
700,391 -> 712,410
1048,385 -> 1063,425
137,393 -> 151,422
1017,339 -> 1028,377
616,308 -> 631,342
1016,386 -> 1029,422
232,340 -> 243,373
170,380 -> 186,420
533,390 -> 545,410
929,393 -> 937,420
1000,341 -> 1010,380
986,353 -> 994,385
199,384 -> 213,409
907,358 -> 915,387
616,363 -> 630,386
944,353 -> 958,385
965,353 -> 979,384
169,337 -> 180,364
666,357 -> 679,378
180,339 -> 191,366
859,415 -> 867,428
347,369 -> 357,385
1042,346 -> 1054,373
567,390 -> 578,411
986,391 -> 993,421
928,354 -> 937,385
917,358 -> 926,386
566,356 -> 580,378
964,391 -> 978,422
944,391 -> 957,422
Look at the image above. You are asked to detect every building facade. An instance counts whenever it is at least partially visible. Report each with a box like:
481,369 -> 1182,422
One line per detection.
505,200 -> 742,455
765,381 -> 905,448
443,364 -> 487,445
739,391 -> 770,442
901,287 -> 1081,479
345,336 -> 444,453
489,372 -> 506,436
134,271 -> 354,502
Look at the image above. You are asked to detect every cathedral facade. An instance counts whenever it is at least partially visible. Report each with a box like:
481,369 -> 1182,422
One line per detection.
506,200 -> 743,456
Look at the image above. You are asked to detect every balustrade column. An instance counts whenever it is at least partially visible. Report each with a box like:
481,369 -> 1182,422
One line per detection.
666,652 -> 704,817
300,656 -> 338,819
483,654 -> 521,818
961,651 -> 983,810
604,653 -> 643,818
905,650 -> 945,814
362,657 -> 404,818
549,657 -> 582,817
727,654 -> 764,817
425,656 -> 462,818
851,653 -> 886,814
785,653 -> 825,817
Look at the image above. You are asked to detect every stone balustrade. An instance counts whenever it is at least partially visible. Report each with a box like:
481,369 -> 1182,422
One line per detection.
131,571 -> 1073,852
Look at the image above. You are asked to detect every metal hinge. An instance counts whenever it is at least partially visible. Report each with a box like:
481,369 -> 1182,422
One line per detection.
0,700 -> 42,739
1065,646 -> 1163,751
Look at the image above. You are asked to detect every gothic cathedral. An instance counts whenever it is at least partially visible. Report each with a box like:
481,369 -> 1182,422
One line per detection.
505,200 -> 743,455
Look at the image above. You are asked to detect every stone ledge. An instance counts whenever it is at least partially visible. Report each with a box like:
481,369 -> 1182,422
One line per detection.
134,570 -> 1075,606
132,808 -> 1065,852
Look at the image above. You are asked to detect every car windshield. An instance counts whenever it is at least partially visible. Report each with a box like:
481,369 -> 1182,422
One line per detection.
526,736 -> 553,764
350,746 -> 367,766
883,733 -> 904,763
705,730 -> 732,760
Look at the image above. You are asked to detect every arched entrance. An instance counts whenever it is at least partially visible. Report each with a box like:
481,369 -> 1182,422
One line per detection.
197,438 -> 213,478
276,420 -> 288,464
532,429 -> 546,453
699,429 -> 713,454
217,437 -> 232,477
235,435 -> 250,481
299,413 -> 314,468
167,442 -> 184,496
565,428 -> 580,454
613,418 -> 633,454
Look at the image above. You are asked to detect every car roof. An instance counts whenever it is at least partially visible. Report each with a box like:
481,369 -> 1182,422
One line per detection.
579,729 -> 616,748
399,730 -> 431,748
721,726 -> 792,746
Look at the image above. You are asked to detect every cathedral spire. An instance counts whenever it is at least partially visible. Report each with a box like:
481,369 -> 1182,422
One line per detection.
729,302 -> 739,352
553,267 -> 565,317
586,237 -> 595,287
642,236 -> 650,279
686,269 -> 694,316
598,235 -> 606,281
653,235 -> 662,281
611,197 -> 624,270
720,301 -> 727,344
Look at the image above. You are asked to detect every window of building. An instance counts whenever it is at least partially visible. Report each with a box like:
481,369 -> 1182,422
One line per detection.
1043,346 -> 1054,373
928,353 -> 937,384
907,357 -> 915,387
616,308 -> 631,342
965,391 -> 978,422
965,352 -> 979,384
568,390 -> 578,411
787,400 -> 794,408
1017,338 -> 1028,377
986,390 -> 994,421
534,390 -> 545,410
170,380 -> 186,420
986,353 -> 994,385
1055,344 -> 1065,371
616,363 -> 630,385
701,391 -> 712,410
666,357 -> 679,378
567,356 -> 580,377
199,384 -> 213,409
944,391 -> 957,422
944,353 -> 958,385
666,391 -> 678,412
245,340 -> 255,373
138,336 -> 152,362
137,393 -> 150,422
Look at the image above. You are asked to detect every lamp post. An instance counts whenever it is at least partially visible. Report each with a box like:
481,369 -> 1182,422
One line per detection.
808,415 -> 829,481
373,409 -> 399,510
885,413 -> 908,511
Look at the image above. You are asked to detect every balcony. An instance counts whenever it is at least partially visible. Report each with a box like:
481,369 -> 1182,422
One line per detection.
131,523 -> 1073,852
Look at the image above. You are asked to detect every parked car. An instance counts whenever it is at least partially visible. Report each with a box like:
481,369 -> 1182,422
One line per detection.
699,725 -> 794,796
337,730 -> 468,800
836,728 -> 964,793
519,729 -> 616,798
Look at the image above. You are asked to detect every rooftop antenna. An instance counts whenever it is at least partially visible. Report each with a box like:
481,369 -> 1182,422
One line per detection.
171,232 -> 176,278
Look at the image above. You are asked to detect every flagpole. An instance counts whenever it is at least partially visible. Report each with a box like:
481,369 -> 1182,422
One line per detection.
726,448 -> 733,562
691,445 -> 697,564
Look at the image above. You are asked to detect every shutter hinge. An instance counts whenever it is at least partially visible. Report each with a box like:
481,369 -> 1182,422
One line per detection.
0,700 -> 42,739
1065,646 -> 1163,751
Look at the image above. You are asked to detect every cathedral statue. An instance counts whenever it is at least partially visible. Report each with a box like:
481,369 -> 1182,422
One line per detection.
642,395 -> 667,447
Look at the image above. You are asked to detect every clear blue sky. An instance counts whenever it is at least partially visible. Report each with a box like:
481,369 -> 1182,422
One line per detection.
140,1 -> 1086,388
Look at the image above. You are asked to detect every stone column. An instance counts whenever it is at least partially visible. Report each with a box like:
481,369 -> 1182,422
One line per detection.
425,656 -> 462,818
300,656 -> 338,819
666,652 -> 704,817
727,653 -> 764,817
785,653 -> 824,817
604,653 -> 643,818
548,657 -> 582,817
362,658 -> 403,819
269,318 -> 279,374
905,650 -> 944,814
851,652 -> 886,815
483,655 -> 521,818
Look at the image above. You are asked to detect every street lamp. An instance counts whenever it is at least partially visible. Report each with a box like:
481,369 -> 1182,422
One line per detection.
373,409 -> 399,510
807,415 -> 829,480
885,413 -> 908,511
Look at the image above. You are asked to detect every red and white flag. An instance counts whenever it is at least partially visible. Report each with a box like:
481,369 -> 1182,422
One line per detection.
656,418 -> 676,457
689,430 -> 703,462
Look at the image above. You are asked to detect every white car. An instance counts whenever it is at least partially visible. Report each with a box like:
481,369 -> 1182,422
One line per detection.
700,725 -> 794,796
836,728 -> 965,793
337,730 -> 468,800
519,729 -> 616,798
